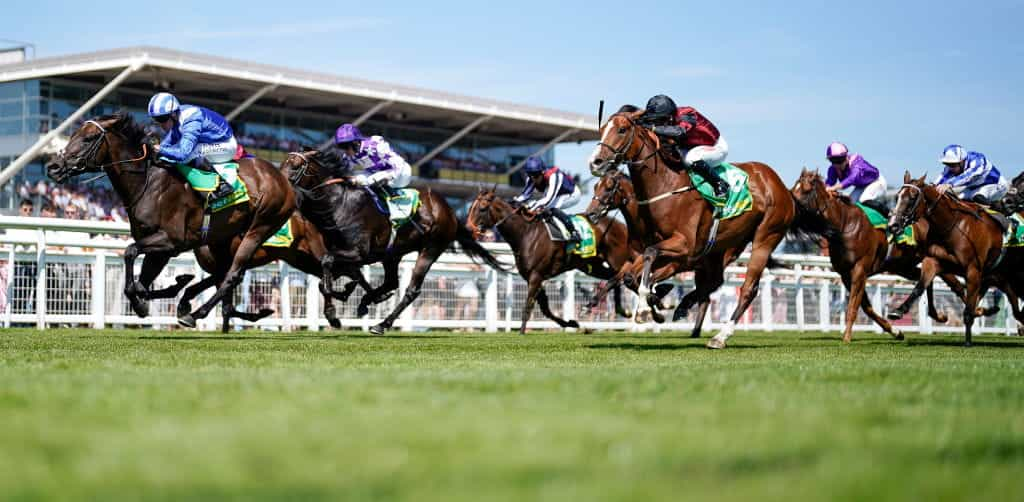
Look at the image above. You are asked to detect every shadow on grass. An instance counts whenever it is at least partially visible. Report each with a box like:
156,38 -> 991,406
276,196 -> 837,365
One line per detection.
138,333 -> 452,341
585,342 -> 763,351
905,337 -> 1024,348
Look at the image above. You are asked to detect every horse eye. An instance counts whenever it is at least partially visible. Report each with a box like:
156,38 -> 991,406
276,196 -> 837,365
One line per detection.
617,127 -> 627,134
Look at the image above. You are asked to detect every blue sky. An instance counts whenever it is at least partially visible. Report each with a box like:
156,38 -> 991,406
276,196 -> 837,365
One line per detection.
7,0 -> 1024,193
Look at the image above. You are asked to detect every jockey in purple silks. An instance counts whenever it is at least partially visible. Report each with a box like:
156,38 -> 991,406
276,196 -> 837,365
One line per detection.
824,141 -> 889,214
333,123 -> 412,199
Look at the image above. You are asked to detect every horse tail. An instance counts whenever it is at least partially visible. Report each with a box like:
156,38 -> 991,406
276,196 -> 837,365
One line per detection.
454,225 -> 511,273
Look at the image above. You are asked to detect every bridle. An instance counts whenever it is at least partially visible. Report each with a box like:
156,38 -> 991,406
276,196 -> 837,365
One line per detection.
892,183 -> 944,232
286,152 -> 315,185
64,120 -> 149,173
467,194 -> 533,238
587,175 -> 626,221
593,115 -> 662,175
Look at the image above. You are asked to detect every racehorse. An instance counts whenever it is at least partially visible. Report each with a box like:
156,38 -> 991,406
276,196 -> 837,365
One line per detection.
176,209 -> 370,333
47,113 -> 295,327
790,169 -> 981,342
584,173 -> 711,337
886,172 -> 1024,345
466,188 -> 637,333
589,108 -> 796,349
280,148 -> 507,335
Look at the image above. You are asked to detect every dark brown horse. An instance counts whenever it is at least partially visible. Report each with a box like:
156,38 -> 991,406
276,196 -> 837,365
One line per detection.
886,172 -> 1022,345
466,188 -> 634,333
584,172 -> 708,336
280,148 -> 506,335
589,109 -> 796,349
177,209 -> 371,332
47,113 -> 295,327
790,169 -> 980,342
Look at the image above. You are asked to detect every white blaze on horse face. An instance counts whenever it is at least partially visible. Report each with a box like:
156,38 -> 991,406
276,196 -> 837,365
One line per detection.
588,122 -> 615,168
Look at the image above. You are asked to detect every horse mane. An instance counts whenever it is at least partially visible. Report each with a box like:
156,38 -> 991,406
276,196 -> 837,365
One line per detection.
97,112 -> 148,146
308,146 -> 355,177
616,104 -> 641,114
789,173 -> 844,246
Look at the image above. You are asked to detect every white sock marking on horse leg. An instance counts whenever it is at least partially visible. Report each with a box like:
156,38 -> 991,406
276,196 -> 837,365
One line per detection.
711,320 -> 736,344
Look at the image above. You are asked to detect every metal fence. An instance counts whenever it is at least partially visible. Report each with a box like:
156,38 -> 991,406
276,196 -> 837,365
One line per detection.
0,216 -> 1018,335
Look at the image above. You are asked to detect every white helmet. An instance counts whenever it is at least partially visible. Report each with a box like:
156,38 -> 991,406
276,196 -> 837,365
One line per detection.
148,92 -> 180,117
940,144 -> 967,164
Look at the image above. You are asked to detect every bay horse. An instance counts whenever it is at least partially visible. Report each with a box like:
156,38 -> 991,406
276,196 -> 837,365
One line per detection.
583,172 -> 710,337
176,209 -> 371,333
280,148 -> 507,335
790,169 -> 981,342
886,172 -> 1023,346
589,108 -> 795,349
47,113 -> 295,327
466,188 -> 634,333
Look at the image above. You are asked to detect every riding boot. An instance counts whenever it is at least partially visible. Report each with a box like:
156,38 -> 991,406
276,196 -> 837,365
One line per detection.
688,159 -> 730,198
860,198 -> 890,218
550,208 -> 580,244
211,179 -> 234,200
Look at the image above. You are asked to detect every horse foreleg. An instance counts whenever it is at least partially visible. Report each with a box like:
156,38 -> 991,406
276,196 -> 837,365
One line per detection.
125,253 -> 173,318
519,277 -> 542,335
888,257 -> 941,320
857,290 -> 903,340
177,274 -> 220,319
840,266 -> 867,343
962,267 -> 983,347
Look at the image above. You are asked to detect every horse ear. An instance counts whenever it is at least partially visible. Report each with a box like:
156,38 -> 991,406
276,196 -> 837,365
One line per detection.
917,173 -> 927,184
628,110 -> 646,121
904,171 -> 912,183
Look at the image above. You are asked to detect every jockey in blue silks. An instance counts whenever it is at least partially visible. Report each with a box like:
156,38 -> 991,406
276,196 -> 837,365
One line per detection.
514,156 -> 582,242
148,92 -> 237,199
934,144 -> 1009,206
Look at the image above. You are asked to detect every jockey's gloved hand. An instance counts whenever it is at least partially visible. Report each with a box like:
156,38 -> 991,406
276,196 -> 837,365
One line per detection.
651,125 -> 685,138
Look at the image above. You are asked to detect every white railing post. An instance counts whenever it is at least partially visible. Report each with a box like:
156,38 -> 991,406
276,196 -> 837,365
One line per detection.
504,274 -> 514,332
563,270 -> 576,332
872,284 -> 883,333
918,291 -> 931,334
4,246 -> 14,328
279,262 -> 292,332
306,276 -> 320,331
760,273 -> 774,331
485,268 -> 498,333
818,280 -> 829,333
91,252 -> 105,329
794,267 -> 804,331
397,262 -> 414,331
35,229 -> 46,330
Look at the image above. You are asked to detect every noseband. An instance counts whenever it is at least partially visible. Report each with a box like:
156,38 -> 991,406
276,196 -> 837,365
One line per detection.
594,116 -> 661,174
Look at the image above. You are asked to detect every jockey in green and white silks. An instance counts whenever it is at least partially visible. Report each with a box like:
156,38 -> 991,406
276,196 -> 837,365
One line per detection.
148,92 -> 237,198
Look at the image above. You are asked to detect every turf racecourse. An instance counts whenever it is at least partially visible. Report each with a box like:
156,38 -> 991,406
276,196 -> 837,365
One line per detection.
1,328 -> 1023,501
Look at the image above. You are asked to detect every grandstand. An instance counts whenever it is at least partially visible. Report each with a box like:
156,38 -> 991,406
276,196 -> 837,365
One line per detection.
0,46 -> 599,212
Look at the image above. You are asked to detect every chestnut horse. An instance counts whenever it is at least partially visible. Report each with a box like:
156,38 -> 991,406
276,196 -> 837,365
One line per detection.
790,169 -> 981,342
886,172 -> 1024,346
466,188 -> 635,333
584,172 -> 710,337
47,113 -> 294,327
589,109 -> 795,349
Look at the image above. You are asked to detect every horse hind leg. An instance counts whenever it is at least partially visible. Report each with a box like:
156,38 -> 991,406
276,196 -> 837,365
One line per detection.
184,227 -> 270,326
535,288 -> 580,330
371,247 -> 444,335
707,232 -> 785,350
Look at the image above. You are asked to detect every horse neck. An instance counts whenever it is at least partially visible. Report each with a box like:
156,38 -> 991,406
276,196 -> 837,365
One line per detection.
104,161 -> 154,213
490,200 -> 530,249
921,191 -> 961,237
618,192 -> 648,238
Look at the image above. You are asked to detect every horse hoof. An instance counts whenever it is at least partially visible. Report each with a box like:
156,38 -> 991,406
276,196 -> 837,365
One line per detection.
689,330 -> 701,339
369,324 -> 386,336
934,313 -> 949,324
1017,327 -> 1024,337
634,309 -> 651,324
328,318 -> 341,329
886,312 -> 902,321
892,330 -> 904,341
177,314 -> 197,329
842,336 -> 852,343
651,309 -> 666,324
356,304 -> 370,318
565,320 -> 580,329
130,299 -> 150,319
174,274 -> 195,286
706,337 -> 726,350
672,306 -> 689,322
654,283 -> 674,298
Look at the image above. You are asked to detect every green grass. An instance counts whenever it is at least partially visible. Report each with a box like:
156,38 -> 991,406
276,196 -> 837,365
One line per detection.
1,328 -> 1023,501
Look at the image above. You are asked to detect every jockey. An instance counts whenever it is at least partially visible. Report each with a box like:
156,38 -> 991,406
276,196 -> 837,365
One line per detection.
934,145 -> 1009,205
824,142 -> 889,213
640,94 -> 730,197
333,123 -> 412,199
147,92 -> 236,199
514,156 -> 582,243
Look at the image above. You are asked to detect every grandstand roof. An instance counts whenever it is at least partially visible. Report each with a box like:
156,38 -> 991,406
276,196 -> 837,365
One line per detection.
0,46 -> 599,145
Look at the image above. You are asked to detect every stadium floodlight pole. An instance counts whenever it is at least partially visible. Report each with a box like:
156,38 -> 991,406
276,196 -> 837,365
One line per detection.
225,82 -> 280,121
413,115 -> 493,169
0,59 -> 147,187
507,128 -> 579,175
318,99 -> 395,149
